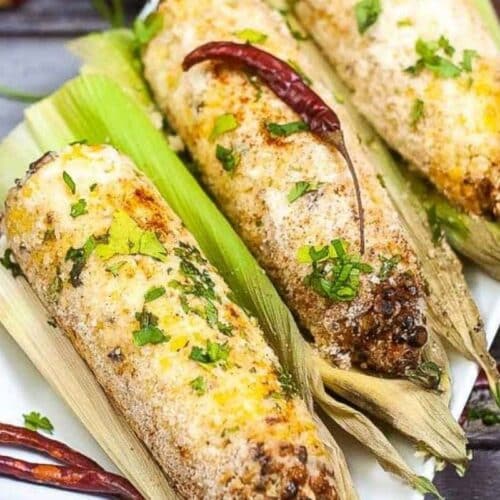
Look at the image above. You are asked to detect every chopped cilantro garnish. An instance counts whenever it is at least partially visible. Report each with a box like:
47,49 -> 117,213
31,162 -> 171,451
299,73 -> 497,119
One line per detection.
62,171 -> 76,194
461,49 -> 478,72
0,248 -> 23,278
90,183 -> 98,192
235,28 -> 268,44
355,0 -> 381,34
378,254 -> 401,279
216,144 -> 240,172
134,12 -> 163,46
210,113 -> 239,141
133,308 -> 170,346
190,376 -> 206,395
105,260 -> 126,276
298,239 -> 372,302
266,120 -> 309,137
410,99 -> 424,127
427,204 -> 469,244
189,340 -> 230,365
405,37 -> 464,78
287,181 -> 320,203
277,368 -> 298,398
70,198 -> 88,218
23,411 -> 54,434
95,210 -> 167,262
287,59 -> 312,85
144,286 -> 166,303
65,236 -> 96,287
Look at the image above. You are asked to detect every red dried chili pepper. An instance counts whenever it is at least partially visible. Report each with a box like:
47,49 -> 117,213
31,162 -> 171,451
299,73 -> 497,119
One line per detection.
0,423 -> 143,499
0,423 -> 102,470
183,41 -> 365,253
0,455 -> 143,499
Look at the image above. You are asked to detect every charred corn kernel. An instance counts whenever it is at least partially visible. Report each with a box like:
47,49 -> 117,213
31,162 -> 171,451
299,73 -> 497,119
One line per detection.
143,0 -> 428,376
3,144 -> 337,500
295,0 -> 500,218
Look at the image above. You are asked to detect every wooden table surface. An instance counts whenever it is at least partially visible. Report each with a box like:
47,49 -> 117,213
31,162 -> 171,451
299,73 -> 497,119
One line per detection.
1,1 -> 499,499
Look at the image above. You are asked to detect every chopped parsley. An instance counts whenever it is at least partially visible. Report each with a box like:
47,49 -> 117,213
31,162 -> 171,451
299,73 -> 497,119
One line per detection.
210,113 -> 239,141
23,411 -> 54,434
62,171 -> 76,194
0,248 -> 23,278
216,144 -> 240,172
190,376 -> 206,395
287,181 -> 321,203
133,309 -> 170,347
70,198 -> 88,218
95,210 -> 167,262
409,98 -> 424,127
65,236 -> 96,287
266,120 -> 309,137
134,12 -> 163,46
169,243 -> 233,336
144,286 -> 166,303
277,368 -> 298,398
355,0 -> 382,34
461,49 -> 478,72
405,37 -> 477,78
105,260 -> 126,276
298,239 -> 373,302
378,254 -> 401,279
287,59 -> 312,85
190,340 -> 230,365
234,28 -> 268,44
427,204 -> 469,245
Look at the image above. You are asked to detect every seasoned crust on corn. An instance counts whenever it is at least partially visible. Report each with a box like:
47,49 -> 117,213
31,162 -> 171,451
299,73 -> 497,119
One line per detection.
3,144 -> 337,499
143,0 -> 428,376
296,0 -> 500,218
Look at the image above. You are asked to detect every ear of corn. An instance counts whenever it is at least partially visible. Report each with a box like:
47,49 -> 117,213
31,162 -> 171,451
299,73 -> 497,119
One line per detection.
283,7 -> 500,405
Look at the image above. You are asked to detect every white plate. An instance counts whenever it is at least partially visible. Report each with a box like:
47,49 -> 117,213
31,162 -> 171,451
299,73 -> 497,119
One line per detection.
0,263 -> 498,499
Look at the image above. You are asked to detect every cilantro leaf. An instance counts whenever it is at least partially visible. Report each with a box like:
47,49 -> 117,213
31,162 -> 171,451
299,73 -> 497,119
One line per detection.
355,0 -> 382,34
95,210 -> 168,262
70,198 -> 88,218
23,411 -> 54,434
62,171 -> 76,194
133,325 -> 170,346
287,181 -> 320,203
410,98 -> 424,127
216,144 -> 240,172
144,286 -> 166,303
461,49 -> 478,72
234,28 -> 268,44
266,120 -> 309,137
189,340 -> 230,365
190,376 -> 206,395
65,236 -> 96,287
210,113 -> 239,141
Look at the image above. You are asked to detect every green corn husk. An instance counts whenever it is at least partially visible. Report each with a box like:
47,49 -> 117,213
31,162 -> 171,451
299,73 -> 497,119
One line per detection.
0,74 -> 364,499
69,27 -> 469,478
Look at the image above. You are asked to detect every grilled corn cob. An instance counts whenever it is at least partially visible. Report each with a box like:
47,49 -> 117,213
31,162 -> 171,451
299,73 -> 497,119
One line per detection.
143,0 -> 429,377
295,0 -> 500,219
3,144 -> 338,499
